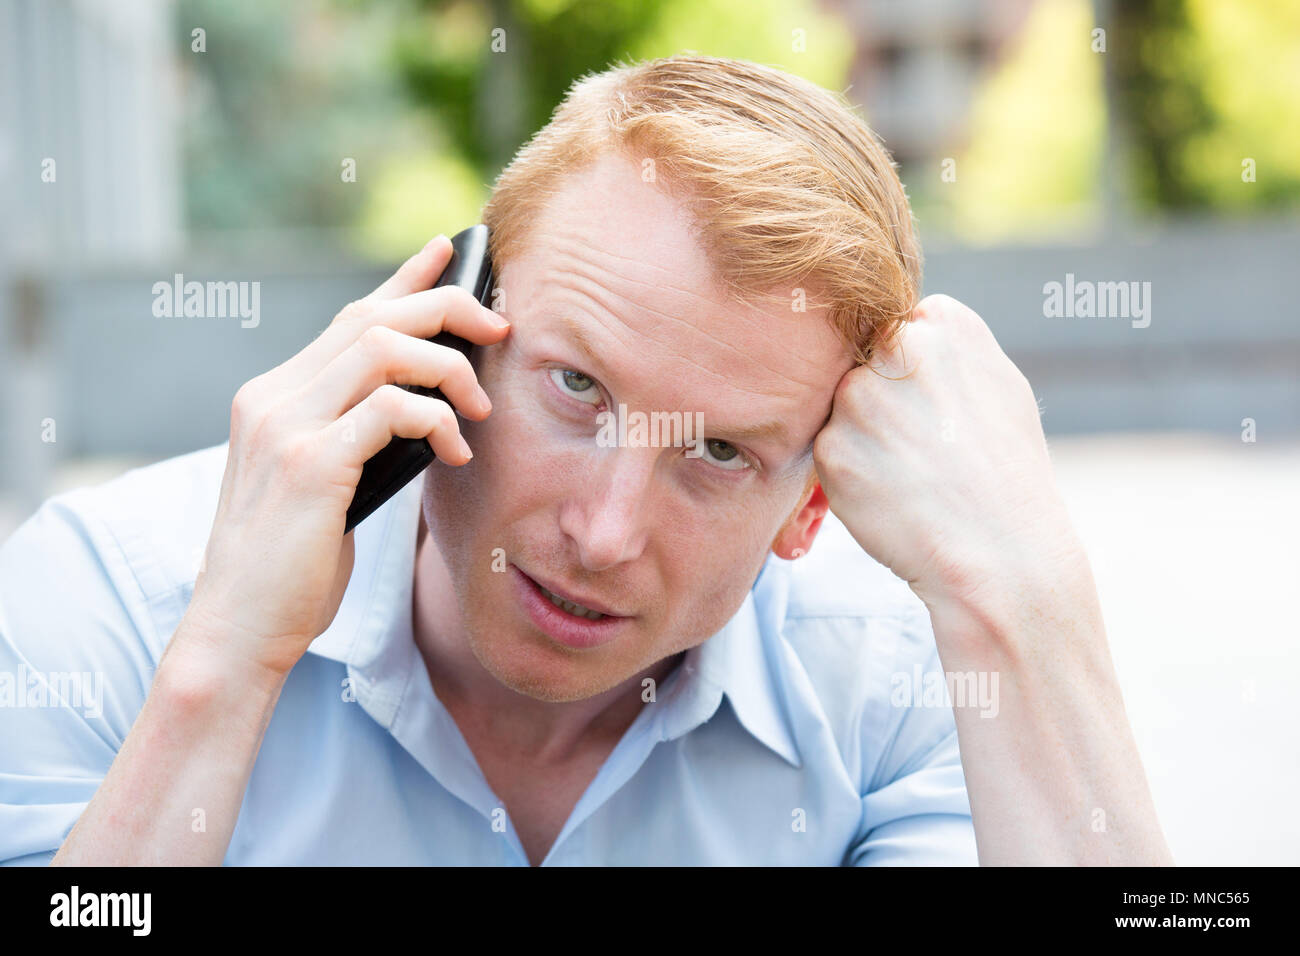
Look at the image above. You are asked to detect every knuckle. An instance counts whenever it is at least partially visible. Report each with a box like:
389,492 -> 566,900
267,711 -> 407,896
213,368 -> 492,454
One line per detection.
832,364 -> 857,399
431,398 -> 455,430
446,347 -> 474,382
912,293 -> 943,318
337,298 -> 374,325
834,365 -> 873,411
231,378 -> 269,431
374,383 -> 408,416
921,292 -> 958,313
439,284 -> 479,318
916,293 -> 978,327
356,322 -> 397,358
273,432 -> 319,481
812,426 -> 831,463
443,284 -> 475,308
812,424 -> 843,471
231,380 -> 256,419
958,304 -> 990,335
245,400 -> 288,454
944,295 -> 985,329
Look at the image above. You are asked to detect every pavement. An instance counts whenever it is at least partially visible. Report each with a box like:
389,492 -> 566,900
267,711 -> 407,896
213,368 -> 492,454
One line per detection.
1047,432 -> 1299,865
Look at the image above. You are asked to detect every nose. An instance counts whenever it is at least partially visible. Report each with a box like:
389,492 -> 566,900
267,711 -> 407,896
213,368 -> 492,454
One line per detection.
558,445 -> 658,572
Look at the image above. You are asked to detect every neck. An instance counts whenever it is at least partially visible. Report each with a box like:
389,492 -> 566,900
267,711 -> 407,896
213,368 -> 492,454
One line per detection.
411,521 -> 679,763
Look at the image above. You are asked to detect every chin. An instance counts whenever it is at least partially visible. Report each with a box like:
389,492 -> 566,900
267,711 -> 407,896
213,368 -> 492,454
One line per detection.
465,626 -> 626,704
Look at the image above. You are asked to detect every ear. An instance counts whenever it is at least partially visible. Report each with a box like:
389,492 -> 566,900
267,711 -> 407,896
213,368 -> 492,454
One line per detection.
770,473 -> 830,561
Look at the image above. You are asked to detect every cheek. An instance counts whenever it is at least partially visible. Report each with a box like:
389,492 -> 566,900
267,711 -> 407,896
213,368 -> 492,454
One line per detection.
460,402 -> 577,508
653,513 -> 778,639
460,365 -> 600,499
426,393 -> 578,563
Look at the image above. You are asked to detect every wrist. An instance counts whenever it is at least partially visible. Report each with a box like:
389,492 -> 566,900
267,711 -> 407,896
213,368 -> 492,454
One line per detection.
160,606 -> 294,706
919,524 -> 1106,665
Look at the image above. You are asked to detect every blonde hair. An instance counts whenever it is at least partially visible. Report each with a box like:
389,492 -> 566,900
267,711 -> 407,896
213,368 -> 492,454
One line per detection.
482,54 -> 922,365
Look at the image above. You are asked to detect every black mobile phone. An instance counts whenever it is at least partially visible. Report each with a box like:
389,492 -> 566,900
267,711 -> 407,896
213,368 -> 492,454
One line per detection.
344,224 -> 494,533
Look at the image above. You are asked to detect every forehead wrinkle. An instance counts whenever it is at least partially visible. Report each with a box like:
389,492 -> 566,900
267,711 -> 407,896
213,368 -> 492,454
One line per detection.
547,238 -> 722,331
541,230 -> 845,384
545,244 -> 828,392
546,279 -> 814,418
547,230 -> 693,289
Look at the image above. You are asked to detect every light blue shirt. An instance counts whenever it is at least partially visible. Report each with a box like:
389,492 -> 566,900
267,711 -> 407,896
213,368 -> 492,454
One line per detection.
0,443 -> 977,865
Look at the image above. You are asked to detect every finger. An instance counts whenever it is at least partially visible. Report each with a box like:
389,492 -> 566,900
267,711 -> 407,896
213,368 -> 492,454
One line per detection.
299,324 -> 492,423
324,385 -> 472,467
258,235 -> 454,391
367,235 -> 454,302
343,285 -> 509,344
272,283 -> 509,393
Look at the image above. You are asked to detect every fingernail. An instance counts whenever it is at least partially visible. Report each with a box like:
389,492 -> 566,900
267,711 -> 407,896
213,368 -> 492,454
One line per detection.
424,234 -> 447,252
475,384 -> 492,412
457,435 -> 473,460
490,311 -> 510,329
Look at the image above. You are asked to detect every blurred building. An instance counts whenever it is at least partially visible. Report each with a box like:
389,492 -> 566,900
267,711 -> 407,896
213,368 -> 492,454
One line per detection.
1,0 -> 180,522
1,0 -> 181,266
1,0 -> 1296,535
824,0 -> 1035,173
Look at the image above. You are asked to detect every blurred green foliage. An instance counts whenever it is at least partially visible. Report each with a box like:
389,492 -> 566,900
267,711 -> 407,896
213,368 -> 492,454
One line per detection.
393,0 -> 853,170
1112,0 -> 1218,211
934,0 -> 1299,241
1176,0 -> 1300,212
937,0 -> 1106,242
177,0 -> 1300,257
376,0 -> 852,256
178,0 -> 389,233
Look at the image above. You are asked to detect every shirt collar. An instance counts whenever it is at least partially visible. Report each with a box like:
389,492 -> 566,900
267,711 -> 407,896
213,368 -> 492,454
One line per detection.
306,480 -> 802,768
680,557 -> 802,767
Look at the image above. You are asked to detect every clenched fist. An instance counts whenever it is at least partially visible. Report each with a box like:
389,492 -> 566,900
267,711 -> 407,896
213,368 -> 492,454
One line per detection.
813,293 -> 1087,643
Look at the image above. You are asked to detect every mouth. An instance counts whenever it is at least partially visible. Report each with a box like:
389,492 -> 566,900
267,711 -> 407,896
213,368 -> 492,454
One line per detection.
535,582 -> 608,620
511,565 -> 631,650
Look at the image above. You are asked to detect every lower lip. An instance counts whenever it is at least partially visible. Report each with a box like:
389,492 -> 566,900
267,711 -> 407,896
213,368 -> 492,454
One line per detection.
511,565 -> 630,650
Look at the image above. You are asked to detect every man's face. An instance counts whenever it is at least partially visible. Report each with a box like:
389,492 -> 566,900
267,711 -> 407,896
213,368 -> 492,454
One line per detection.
422,150 -> 855,702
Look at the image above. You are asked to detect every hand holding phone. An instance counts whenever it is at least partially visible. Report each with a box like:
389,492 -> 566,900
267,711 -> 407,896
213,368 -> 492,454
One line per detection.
183,227 -> 505,676
347,225 -> 495,531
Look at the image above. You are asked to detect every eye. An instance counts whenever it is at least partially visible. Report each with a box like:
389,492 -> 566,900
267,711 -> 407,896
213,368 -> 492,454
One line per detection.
692,438 -> 752,472
549,368 -> 602,405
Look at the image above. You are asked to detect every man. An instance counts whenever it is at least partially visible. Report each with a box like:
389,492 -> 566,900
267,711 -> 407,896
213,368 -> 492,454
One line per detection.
0,55 -> 1170,865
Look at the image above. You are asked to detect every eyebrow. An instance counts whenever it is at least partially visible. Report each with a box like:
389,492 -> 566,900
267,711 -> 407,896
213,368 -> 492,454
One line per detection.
547,313 -> 795,448
552,313 -> 604,371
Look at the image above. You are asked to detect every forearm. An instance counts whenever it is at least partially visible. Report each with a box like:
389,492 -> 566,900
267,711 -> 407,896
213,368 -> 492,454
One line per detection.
52,613 -> 288,866
929,546 -> 1173,866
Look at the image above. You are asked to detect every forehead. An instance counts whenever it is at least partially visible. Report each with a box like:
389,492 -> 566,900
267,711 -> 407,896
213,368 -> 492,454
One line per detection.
499,151 -> 851,455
